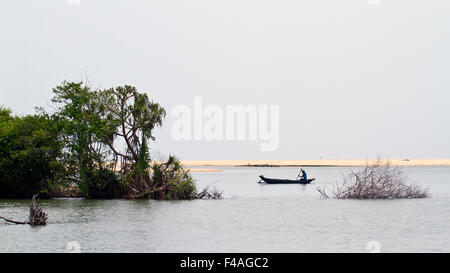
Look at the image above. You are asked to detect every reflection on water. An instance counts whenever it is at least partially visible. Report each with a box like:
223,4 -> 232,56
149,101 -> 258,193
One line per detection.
0,166 -> 449,252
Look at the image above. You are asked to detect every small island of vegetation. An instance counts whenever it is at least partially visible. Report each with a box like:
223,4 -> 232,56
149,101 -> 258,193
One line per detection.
0,81 -> 221,201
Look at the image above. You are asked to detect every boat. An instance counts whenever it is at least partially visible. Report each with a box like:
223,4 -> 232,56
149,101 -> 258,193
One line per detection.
258,175 -> 315,184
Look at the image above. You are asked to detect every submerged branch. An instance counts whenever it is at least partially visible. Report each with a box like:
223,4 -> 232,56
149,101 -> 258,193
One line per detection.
0,216 -> 28,225
29,195 -> 48,226
0,195 -> 47,226
317,159 -> 429,199
196,186 -> 223,200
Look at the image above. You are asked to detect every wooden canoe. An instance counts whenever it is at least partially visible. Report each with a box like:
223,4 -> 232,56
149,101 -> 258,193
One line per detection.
258,175 -> 315,184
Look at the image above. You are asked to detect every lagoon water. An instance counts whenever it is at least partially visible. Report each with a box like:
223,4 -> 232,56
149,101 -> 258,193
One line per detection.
0,166 -> 449,253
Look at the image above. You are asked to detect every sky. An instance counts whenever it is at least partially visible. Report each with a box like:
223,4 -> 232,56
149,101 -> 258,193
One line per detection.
0,0 -> 449,160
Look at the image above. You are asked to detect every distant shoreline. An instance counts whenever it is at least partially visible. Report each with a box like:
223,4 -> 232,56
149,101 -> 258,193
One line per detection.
182,159 -> 450,167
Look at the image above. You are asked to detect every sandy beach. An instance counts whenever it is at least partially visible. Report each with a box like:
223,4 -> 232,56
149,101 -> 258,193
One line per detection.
186,168 -> 223,172
182,159 -> 450,167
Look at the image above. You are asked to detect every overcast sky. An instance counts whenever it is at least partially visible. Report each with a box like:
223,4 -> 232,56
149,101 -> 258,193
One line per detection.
1,0 -> 449,160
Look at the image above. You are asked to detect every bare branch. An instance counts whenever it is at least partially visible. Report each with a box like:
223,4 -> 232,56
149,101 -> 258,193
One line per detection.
317,159 -> 429,199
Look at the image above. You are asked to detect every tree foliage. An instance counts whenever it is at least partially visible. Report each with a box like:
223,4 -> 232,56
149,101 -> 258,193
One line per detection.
103,85 -> 166,173
1,80 -> 204,200
0,108 -> 63,198
50,82 -> 119,198
48,81 -> 179,199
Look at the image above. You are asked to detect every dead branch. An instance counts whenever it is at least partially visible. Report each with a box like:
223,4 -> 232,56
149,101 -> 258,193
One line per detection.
196,186 -> 223,199
29,195 -> 47,226
317,159 -> 429,199
0,195 -> 47,226
0,216 -> 28,225
316,186 -> 330,199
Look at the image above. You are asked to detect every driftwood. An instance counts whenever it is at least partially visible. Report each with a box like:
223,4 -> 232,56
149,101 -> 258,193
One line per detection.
0,195 -> 47,226
28,195 -> 48,225
196,186 -> 223,199
0,216 -> 28,225
317,159 -> 429,199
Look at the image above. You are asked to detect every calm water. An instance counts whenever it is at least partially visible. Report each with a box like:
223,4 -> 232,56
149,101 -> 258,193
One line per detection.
0,166 -> 449,253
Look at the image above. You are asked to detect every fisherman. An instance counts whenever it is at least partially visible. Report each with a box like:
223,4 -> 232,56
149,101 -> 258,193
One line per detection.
297,169 -> 307,180
301,169 -> 307,180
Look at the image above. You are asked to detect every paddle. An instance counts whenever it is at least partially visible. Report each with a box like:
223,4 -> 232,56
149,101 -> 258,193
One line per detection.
296,169 -> 303,180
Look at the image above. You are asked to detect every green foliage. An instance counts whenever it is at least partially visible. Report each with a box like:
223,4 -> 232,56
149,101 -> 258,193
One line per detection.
149,156 -> 197,200
134,136 -> 150,174
84,168 -> 127,199
48,82 -> 168,199
0,108 -> 64,198
50,81 -> 118,197
104,85 -> 166,171
1,80 -> 202,200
